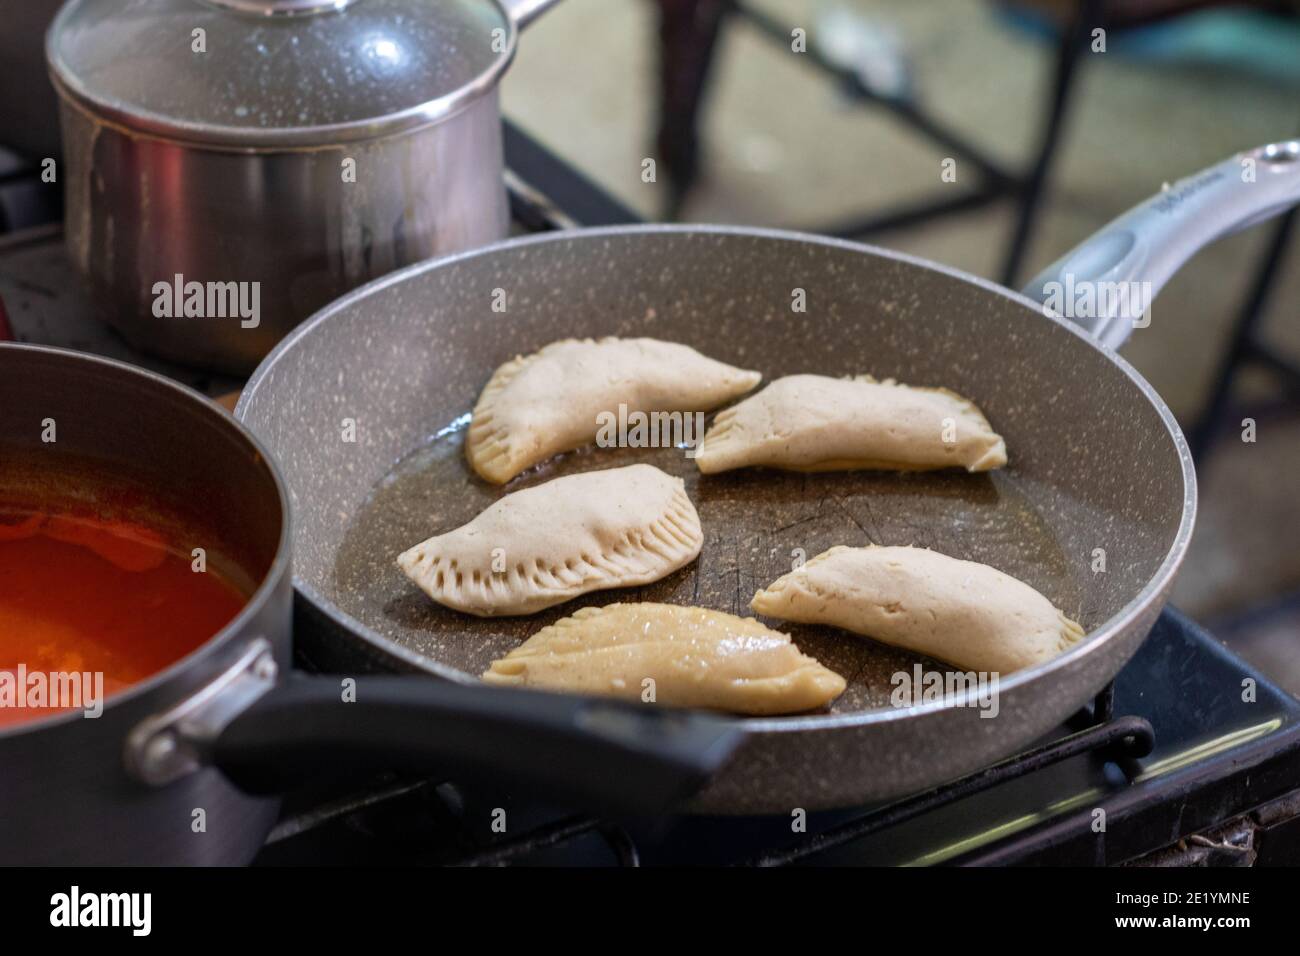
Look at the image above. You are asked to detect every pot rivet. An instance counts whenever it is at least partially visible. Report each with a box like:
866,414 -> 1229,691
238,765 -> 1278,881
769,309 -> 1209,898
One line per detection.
145,733 -> 177,764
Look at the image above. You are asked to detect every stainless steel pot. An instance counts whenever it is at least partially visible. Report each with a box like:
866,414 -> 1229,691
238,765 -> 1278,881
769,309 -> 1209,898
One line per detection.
46,0 -> 563,375
0,344 -> 737,865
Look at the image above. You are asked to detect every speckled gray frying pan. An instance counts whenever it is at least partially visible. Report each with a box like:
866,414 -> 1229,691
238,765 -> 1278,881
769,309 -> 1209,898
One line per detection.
237,143 -> 1300,813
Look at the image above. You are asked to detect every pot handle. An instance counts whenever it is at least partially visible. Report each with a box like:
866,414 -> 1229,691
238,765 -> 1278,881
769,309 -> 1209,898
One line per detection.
126,640 -> 742,817
500,0 -> 565,30
1021,139 -> 1300,350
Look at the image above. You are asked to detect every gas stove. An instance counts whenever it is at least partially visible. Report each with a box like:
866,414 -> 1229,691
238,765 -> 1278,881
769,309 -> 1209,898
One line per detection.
3,122 -> 1298,867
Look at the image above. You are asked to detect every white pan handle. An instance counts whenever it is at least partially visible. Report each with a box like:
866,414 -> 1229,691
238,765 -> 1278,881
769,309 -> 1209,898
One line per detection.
1022,140 -> 1300,350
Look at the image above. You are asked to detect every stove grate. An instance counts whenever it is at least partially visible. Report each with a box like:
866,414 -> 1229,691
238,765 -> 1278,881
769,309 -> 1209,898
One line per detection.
747,688 -> 1151,867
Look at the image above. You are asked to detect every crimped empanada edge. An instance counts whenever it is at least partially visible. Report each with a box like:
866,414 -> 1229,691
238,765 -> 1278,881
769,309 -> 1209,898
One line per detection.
480,602 -> 847,714
397,482 -> 703,617
465,346 -> 554,484
469,338 -> 762,484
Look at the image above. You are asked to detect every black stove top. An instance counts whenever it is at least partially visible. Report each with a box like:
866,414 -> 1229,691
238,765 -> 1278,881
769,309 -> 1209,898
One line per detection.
3,123 -> 1298,868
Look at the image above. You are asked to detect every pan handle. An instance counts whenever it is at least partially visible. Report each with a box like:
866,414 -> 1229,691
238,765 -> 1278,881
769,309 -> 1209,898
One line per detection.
500,0 -> 565,30
126,640 -> 742,817
210,675 -> 740,815
1021,139 -> 1300,350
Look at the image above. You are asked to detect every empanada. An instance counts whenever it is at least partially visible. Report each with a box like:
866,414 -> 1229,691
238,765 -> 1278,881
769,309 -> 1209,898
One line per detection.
695,374 -> 1006,474
467,337 -> 762,483
751,546 -> 1083,674
482,602 -> 846,715
397,465 -> 703,616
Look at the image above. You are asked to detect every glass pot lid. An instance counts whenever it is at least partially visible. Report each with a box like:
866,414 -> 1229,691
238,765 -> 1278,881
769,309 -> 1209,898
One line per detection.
46,0 -> 516,147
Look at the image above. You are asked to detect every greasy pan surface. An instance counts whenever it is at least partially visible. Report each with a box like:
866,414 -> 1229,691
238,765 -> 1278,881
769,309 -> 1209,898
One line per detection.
238,226 -> 1195,812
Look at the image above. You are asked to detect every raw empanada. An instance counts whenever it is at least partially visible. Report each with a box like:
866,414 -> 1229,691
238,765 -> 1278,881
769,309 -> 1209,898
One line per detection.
482,602 -> 846,715
695,374 -> 1006,474
397,465 -> 703,616
751,546 -> 1083,674
467,337 -> 762,483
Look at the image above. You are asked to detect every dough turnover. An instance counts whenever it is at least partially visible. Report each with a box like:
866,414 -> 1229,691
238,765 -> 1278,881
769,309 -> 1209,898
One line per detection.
467,337 -> 762,483
482,602 -> 846,715
397,465 -> 703,617
695,374 -> 1006,474
751,546 -> 1083,674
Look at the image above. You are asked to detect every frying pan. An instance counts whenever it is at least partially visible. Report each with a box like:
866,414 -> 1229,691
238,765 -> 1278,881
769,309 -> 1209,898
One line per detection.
238,141 -> 1300,813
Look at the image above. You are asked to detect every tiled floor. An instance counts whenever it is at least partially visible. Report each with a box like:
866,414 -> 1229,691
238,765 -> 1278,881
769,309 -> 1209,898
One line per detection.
503,0 -> 1300,691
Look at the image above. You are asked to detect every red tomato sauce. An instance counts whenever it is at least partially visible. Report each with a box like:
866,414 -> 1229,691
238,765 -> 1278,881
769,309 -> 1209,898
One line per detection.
0,507 -> 249,728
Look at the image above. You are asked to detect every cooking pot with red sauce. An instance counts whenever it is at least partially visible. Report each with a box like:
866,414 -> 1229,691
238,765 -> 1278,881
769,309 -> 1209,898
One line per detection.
0,345 -> 738,865
1,345 -> 293,864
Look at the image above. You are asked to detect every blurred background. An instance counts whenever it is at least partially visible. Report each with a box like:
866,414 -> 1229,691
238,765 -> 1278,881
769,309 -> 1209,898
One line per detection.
2,0 -> 1298,690
501,0 -> 1300,692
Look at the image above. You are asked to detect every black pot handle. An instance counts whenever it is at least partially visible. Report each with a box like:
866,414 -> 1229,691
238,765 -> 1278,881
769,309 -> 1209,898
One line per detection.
211,675 -> 742,816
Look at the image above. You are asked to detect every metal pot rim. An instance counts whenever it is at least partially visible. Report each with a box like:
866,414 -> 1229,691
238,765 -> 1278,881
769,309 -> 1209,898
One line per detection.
44,0 -> 519,149
0,343 -> 294,740
237,223 -> 1198,734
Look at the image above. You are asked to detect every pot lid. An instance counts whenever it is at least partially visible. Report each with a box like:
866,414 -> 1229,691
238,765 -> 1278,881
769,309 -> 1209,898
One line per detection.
47,0 -> 517,148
